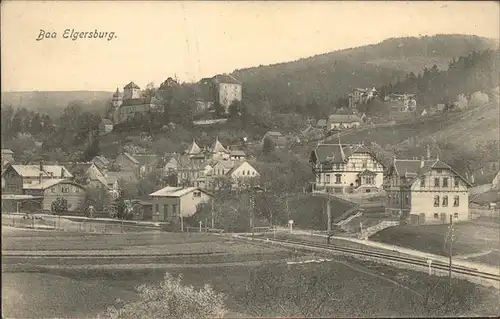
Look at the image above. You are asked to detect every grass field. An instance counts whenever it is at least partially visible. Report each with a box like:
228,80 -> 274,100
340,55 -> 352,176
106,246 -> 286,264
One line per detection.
369,220 -> 500,264
3,257 -> 498,318
2,226 -> 499,318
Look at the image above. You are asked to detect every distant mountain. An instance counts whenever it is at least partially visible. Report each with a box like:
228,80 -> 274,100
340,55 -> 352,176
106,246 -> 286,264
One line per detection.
232,34 -> 499,107
1,90 -> 112,116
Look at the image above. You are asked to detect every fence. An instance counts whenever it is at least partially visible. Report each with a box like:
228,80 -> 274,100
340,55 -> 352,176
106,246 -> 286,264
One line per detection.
2,213 -> 161,233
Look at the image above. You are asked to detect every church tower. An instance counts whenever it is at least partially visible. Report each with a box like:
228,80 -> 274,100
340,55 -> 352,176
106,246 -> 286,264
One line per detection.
111,88 -> 123,124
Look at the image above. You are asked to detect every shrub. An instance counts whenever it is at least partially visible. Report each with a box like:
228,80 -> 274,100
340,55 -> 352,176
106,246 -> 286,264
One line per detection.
106,272 -> 227,319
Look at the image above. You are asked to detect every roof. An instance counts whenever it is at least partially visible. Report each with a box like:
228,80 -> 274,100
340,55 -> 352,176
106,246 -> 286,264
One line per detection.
60,162 -> 92,175
124,81 -> 140,89
311,143 -> 373,164
470,189 -> 500,205
265,131 -> 283,137
1,149 -> 14,154
112,88 -> 121,97
185,140 -> 202,155
391,158 -> 472,187
327,114 -> 362,123
225,161 -> 258,176
316,119 -> 327,127
23,179 -> 82,190
105,171 -> 138,184
121,153 -> 140,165
358,170 -> 377,176
230,150 -> 246,156
212,74 -> 242,85
132,154 -> 159,167
149,186 -> 212,198
8,164 -> 73,179
210,138 -> 229,154
1,194 -> 43,200
92,156 -> 110,166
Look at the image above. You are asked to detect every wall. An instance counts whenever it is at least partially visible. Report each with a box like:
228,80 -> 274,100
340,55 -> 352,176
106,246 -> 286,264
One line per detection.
41,183 -> 86,212
150,191 -> 211,222
409,169 -> 469,223
2,167 -> 23,194
119,103 -> 151,123
218,83 -> 242,110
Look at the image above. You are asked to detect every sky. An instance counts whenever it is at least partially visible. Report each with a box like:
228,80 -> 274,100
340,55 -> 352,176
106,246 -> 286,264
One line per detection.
1,1 -> 499,92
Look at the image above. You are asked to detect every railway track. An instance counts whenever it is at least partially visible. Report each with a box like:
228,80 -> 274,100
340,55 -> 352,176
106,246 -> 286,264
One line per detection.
238,235 -> 500,282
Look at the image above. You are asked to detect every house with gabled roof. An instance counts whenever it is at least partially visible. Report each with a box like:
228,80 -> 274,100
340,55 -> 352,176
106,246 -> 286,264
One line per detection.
326,114 -> 362,131
149,186 -> 213,222
385,157 -> 472,225
23,179 -> 87,212
1,149 -> 15,169
61,161 -> 108,189
1,163 -> 73,194
114,152 -> 140,176
310,143 -> 384,194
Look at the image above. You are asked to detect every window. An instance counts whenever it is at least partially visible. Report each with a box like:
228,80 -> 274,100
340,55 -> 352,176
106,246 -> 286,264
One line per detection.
453,196 -> 459,207
454,178 -> 459,187
434,178 -> 440,187
443,177 -> 448,187
193,191 -> 201,197
163,205 -> 168,217
325,174 -> 331,184
51,188 -> 56,193
172,204 -> 177,215
242,171 -> 245,176
362,160 -> 367,168
335,174 -> 342,184
434,213 -> 439,219
247,170 -> 250,175
420,178 -> 425,187
442,196 -> 448,207
75,187 -> 79,193
434,195 -> 440,207
454,213 -> 459,218
335,164 -> 340,170
155,204 -> 159,213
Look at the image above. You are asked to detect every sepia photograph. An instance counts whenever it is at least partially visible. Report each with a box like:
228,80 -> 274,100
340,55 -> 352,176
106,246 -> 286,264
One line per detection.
1,1 -> 499,318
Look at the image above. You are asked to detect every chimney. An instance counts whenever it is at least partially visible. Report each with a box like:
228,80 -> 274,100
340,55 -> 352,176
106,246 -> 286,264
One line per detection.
39,160 -> 44,184
61,167 -> 65,178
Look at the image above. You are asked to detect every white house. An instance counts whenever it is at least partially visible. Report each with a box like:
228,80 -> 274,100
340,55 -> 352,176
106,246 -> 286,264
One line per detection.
149,186 -> 213,222
326,115 -> 362,131
309,143 -> 384,194
385,158 -> 471,225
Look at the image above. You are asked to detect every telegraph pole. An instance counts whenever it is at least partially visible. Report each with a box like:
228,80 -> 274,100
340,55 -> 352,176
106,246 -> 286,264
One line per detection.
326,192 -> 332,232
211,199 -> 215,229
448,214 -> 454,289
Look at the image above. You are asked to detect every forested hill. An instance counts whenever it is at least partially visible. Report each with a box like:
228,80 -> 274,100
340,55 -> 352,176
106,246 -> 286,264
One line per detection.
231,34 -> 498,107
1,91 -> 112,117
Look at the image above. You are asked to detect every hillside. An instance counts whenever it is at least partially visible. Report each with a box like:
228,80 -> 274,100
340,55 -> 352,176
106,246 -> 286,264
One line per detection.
232,34 -> 498,107
1,91 -> 112,116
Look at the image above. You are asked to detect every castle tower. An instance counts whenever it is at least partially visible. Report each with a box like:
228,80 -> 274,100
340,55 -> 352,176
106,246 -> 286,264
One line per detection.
123,81 -> 141,100
112,88 -> 123,108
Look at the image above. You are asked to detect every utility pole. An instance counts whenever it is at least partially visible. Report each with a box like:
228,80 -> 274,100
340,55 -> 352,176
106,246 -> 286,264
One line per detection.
448,214 -> 453,290
326,192 -> 332,232
211,199 -> 215,229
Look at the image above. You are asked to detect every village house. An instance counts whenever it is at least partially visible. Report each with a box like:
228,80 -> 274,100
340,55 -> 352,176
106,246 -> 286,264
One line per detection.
62,162 -> 109,189
229,150 -> 247,161
1,149 -> 15,169
110,82 -> 164,124
149,186 -> 213,223
99,119 -> 114,135
104,171 -> 138,190
199,74 -> 242,113
92,156 -> 111,173
23,179 -> 87,213
348,87 -> 378,108
158,153 -> 179,177
226,161 -> 261,188
492,169 -> 500,189
385,93 -> 417,112
310,143 -> 385,194
326,114 -> 362,131
132,154 -> 160,177
114,152 -> 141,176
384,157 -> 471,225
1,163 -> 73,194
261,131 -> 288,149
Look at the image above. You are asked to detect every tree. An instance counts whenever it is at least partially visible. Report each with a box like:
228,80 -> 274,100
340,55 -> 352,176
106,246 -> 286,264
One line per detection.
106,272 -> 227,319
262,137 -> 275,155
81,186 -> 111,214
228,100 -> 242,118
51,197 -> 68,215
469,91 -> 489,107
213,102 -> 226,118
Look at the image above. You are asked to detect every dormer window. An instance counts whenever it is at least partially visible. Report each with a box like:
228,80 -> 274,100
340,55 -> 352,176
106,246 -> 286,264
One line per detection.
454,178 -> 459,187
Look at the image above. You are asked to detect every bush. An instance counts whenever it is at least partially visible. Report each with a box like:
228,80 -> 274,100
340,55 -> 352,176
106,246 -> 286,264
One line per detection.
106,272 -> 227,319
